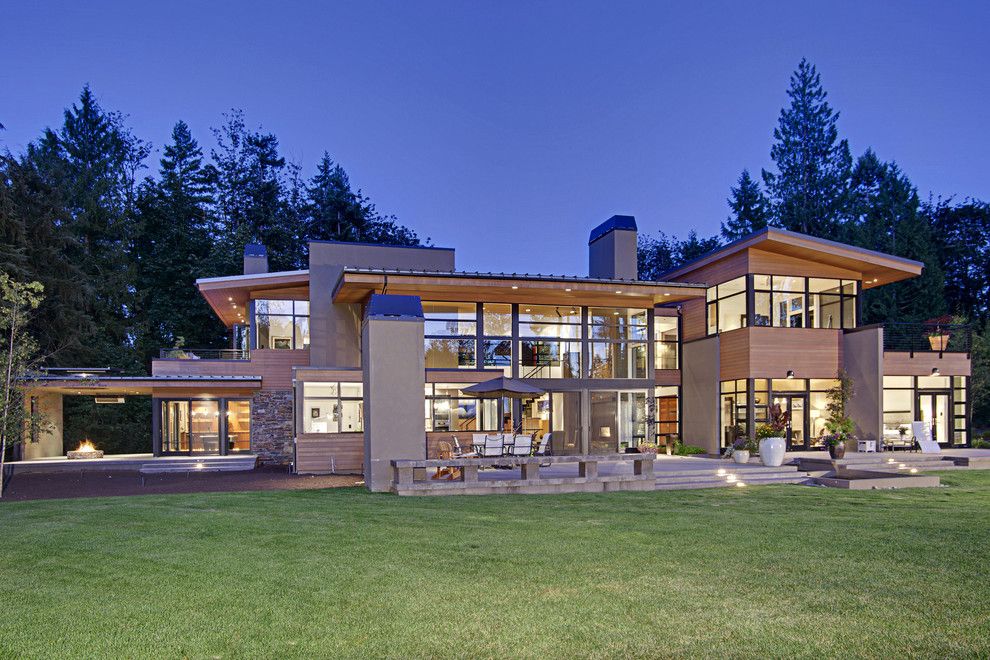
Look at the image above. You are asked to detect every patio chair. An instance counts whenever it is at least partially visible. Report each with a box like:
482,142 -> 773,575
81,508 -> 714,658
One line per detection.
481,434 -> 504,458
510,434 -> 534,457
535,432 -> 553,457
452,436 -> 478,458
911,421 -> 941,454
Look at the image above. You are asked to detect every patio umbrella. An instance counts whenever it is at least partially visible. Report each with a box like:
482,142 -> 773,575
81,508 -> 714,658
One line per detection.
460,377 -> 545,399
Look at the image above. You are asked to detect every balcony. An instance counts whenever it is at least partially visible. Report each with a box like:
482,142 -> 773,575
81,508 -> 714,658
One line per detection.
158,348 -> 251,361
882,322 -> 972,356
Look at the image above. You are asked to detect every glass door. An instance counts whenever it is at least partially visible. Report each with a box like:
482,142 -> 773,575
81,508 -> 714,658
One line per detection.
161,400 -> 190,454
918,392 -> 951,446
773,394 -> 807,450
190,400 -> 220,454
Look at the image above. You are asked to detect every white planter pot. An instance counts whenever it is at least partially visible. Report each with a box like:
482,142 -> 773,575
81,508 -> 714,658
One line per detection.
759,437 -> 786,467
732,449 -> 750,464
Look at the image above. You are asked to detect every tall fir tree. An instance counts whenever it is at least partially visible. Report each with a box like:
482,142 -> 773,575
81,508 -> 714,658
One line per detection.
923,198 -> 990,326
637,230 -> 681,281
847,151 -> 945,324
762,59 -> 852,237
721,169 -> 769,241
678,230 -> 721,263
133,121 -> 227,367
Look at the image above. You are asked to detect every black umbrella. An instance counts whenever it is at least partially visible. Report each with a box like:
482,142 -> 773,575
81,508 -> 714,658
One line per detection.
460,376 -> 545,399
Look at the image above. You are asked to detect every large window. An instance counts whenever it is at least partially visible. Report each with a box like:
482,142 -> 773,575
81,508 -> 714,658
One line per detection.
482,303 -> 512,375
158,398 -> 249,455
882,375 -> 969,447
302,382 -> 364,434
654,316 -> 679,369
255,300 -> 309,349
588,308 -> 648,378
707,275 -> 858,335
518,305 -> 582,378
424,302 -> 477,369
589,390 -> 648,453
424,383 -> 502,432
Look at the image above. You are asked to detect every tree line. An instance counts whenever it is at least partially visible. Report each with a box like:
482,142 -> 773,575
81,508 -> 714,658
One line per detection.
639,60 -> 989,428
0,87 -> 423,450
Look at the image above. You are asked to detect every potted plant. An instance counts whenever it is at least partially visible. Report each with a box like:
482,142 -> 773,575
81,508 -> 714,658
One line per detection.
926,327 -> 951,352
822,371 -> 855,459
638,441 -> 659,457
756,403 -> 789,466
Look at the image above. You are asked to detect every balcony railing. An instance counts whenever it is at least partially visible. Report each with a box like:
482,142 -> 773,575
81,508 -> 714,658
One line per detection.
158,348 -> 251,360
882,323 -> 972,356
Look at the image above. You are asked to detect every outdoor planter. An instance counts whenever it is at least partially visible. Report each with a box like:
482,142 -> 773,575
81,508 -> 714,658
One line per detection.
759,437 -> 786,466
827,443 -> 846,459
732,449 -> 750,464
928,334 -> 950,351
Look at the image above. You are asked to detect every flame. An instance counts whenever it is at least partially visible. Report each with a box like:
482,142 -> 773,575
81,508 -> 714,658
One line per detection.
77,440 -> 97,453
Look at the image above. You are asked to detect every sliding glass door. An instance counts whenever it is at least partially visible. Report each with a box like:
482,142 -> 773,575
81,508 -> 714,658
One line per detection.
159,399 -> 250,456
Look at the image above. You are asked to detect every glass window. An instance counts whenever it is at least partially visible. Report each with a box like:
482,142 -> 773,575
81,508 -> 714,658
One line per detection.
424,383 -> 502,432
302,381 -> 363,434
519,340 -> 580,378
589,308 -> 648,340
423,301 -> 477,336
718,294 -> 747,333
254,299 -> 309,349
425,338 -> 476,369
590,342 -> 647,378
482,303 -> 512,336
654,316 -> 679,370
225,400 -> 251,452
482,339 -> 512,375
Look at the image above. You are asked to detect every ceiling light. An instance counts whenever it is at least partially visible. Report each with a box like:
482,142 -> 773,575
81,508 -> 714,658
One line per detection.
664,293 -> 671,296
564,288 -> 572,292
228,297 -> 233,301
615,290 -> 622,294
511,285 -> 518,290
525,308 -> 531,312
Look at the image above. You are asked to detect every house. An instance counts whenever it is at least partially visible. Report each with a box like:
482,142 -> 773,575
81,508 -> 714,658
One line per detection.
20,217 -> 973,490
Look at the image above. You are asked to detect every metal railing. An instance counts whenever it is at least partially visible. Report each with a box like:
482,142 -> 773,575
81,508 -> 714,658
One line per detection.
158,348 -> 251,360
882,323 -> 972,356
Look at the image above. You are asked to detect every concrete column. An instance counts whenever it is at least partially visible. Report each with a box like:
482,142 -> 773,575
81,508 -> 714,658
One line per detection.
23,392 -> 63,459
842,327 -> 883,450
681,336 -> 721,454
362,294 -> 425,492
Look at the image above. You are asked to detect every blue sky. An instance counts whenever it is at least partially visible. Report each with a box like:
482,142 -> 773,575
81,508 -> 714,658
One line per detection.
2,1 -> 988,275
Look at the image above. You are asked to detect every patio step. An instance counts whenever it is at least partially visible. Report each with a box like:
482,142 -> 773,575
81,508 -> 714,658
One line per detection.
654,474 -> 810,490
653,463 -> 809,490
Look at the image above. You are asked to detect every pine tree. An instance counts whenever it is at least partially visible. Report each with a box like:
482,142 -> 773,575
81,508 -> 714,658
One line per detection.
763,59 -> 852,237
721,169 -> 769,240
637,230 -> 681,280
678,230 -> 721,263
924,198 -> 990,326
133,121 -> 227,367
848,151 -> 945,323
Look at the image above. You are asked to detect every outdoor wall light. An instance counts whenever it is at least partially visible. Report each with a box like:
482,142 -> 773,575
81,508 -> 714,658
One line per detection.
931,367 -> 940,376
786,370 -> 795,379
511,285 -> 518,290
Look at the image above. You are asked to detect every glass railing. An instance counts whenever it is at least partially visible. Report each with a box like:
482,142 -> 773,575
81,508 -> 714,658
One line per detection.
882,323 -> 972,355
158,348 -> 251,360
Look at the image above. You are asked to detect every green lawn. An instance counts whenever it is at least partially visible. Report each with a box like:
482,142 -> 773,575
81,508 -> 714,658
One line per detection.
2,473 -> 989,658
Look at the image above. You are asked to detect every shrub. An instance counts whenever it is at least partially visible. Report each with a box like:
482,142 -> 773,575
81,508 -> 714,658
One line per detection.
675,443 -> 707,456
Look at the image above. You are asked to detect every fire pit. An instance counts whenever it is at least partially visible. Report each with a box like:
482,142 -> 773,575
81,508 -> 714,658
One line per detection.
67,440 -> 104,460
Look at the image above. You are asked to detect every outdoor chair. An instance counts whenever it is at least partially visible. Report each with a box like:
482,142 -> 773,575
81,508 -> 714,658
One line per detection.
535,432 -> 553,457
911,421 -> 941,454
481,434 -> 504,458
432,441 -> 461,480
452,436 -> 477,458
510,434 -> 534,457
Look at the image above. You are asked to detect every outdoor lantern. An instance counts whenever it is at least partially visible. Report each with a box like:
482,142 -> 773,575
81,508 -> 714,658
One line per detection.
931,367 -> 940,376
786,370 -> 795,379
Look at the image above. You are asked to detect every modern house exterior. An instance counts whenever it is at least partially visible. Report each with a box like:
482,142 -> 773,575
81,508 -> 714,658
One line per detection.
21,216 -> 973,490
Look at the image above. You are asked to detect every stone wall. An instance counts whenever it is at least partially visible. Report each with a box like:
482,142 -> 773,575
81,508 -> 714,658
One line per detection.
251,390 -> 294,464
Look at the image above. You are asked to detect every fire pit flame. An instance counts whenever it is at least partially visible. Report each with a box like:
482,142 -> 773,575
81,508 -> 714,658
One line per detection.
67,439 -> 104,460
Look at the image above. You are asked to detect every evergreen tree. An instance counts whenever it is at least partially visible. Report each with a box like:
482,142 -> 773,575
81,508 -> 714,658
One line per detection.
721,169 -> 769,240
637,230 -> 681,281
848,151 -> 945,323
924,197 -> 990,326
133,121 -> 227,367
678,230 -> 721,263
762,59 -> 852,237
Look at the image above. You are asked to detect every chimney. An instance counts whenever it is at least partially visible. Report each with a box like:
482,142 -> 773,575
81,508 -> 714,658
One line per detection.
243,243 -> 268,275
588,215 -> 638,280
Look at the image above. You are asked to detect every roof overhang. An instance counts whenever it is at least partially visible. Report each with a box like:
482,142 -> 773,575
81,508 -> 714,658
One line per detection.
196,270 -> 310,327
334,269 -> 707,307
19,375 -> 263,395
661,227 -> 924,289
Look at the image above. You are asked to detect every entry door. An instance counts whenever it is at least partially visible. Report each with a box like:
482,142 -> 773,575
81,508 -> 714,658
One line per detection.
774,395 -> 807,450
918,392 -> 950,446
161,400 -> 190,453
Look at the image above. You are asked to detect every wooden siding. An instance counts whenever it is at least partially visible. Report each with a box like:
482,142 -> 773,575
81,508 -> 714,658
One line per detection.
294,367 -> 362,382
681,298 -> 708,342
653,369 -> 681,386
296,433 -> 363,474
747,248 -> 862,280
152,349 -> 310,390
883,351 -> 971,377
719,327 -> 843,380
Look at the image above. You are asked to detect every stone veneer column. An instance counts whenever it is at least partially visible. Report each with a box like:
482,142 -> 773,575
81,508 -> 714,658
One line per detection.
362,294 -> 425,492
251,390 -> 294,464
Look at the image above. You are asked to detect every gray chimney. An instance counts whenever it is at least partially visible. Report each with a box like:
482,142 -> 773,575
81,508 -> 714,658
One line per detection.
243,243 -> 268,275
588,215 -> 638,280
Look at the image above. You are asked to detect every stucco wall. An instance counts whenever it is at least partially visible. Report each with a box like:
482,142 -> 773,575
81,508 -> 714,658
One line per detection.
22,392 -> 63,459
681,336 -> 720,453
588,229 -> 638,280
308,242 -> 454,368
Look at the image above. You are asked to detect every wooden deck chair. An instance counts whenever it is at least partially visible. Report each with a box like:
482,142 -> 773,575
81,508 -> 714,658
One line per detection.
432,441 -> 461,480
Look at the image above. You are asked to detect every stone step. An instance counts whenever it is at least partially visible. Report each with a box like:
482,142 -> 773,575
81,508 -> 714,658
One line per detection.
651,465 -> 801,479
654,475 -> 810,491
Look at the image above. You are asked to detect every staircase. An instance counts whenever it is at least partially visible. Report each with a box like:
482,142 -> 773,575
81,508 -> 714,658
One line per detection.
795,452 -> 959,474
140,455 -> 258,472
654,463 -> 809,490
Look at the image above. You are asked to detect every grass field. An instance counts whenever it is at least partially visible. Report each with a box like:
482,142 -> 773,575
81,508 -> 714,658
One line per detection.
1,472 -> 989,658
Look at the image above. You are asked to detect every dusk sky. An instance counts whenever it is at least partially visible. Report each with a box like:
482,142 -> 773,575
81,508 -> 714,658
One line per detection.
3,1 -> 988,276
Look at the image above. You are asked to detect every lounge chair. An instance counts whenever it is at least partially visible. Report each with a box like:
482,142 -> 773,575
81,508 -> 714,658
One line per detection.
535,433 -> 553,457
432,441 -> 461,480
911,421 -> 941,454
452,436 -> 477,458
